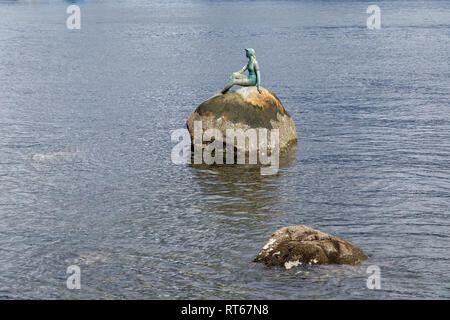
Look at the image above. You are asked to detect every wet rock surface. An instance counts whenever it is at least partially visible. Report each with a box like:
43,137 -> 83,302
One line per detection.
186,86 -> 298,153
254,225 -> 369,269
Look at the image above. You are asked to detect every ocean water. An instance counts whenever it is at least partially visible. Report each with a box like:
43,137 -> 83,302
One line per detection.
0,0 -> 449,299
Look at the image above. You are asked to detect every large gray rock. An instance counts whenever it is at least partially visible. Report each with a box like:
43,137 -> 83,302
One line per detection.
186,87 -> 298,154
254,225 -> 369,269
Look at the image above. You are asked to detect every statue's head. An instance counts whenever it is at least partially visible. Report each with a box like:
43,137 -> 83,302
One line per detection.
245,48 -> 256,59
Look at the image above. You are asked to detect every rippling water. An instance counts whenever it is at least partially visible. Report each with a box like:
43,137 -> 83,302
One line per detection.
0,0 -> 449,299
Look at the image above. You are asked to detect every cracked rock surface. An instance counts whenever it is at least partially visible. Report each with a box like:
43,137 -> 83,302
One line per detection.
254,225 -> 368,268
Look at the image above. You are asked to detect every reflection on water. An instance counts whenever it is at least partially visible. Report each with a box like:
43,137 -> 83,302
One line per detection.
190,146 -> 298,219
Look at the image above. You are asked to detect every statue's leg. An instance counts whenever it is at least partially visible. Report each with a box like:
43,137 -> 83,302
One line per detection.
233,77 -> 253,86
220,80 -> 234,94
220,74 -> 248,94
233,73 -> 246,80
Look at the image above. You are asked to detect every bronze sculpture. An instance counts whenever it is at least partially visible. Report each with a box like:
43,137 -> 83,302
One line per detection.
219,48 -> 262,94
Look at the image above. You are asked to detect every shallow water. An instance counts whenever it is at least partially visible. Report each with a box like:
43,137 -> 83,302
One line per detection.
0,0 -> 449,299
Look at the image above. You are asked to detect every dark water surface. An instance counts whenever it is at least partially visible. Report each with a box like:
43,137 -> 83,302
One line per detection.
0,0 -> 449,299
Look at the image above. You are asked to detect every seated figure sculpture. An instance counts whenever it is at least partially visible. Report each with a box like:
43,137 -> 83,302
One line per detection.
219,48 -> 262,94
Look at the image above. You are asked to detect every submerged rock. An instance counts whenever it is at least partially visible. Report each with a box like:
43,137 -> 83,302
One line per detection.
186,87 -> 298,154
254,225 -> 368,268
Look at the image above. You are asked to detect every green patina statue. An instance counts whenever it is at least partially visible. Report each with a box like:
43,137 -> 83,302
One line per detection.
220,48 -> 262,94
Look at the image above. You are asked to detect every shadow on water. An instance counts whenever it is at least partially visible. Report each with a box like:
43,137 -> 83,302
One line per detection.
187,145 -> 299,221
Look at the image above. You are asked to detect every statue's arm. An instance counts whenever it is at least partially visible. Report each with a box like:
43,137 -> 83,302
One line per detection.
237,64 -> 247,74
255,61 -> 262,93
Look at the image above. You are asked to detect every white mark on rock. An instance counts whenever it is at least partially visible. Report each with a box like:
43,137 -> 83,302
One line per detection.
262,238 -> 276,250
284,260 -> 301,270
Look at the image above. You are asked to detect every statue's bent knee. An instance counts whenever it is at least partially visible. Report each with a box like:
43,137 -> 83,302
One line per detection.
229,73 -> 237,81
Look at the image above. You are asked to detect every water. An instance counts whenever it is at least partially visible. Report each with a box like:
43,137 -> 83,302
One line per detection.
0,0 -> 449,299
